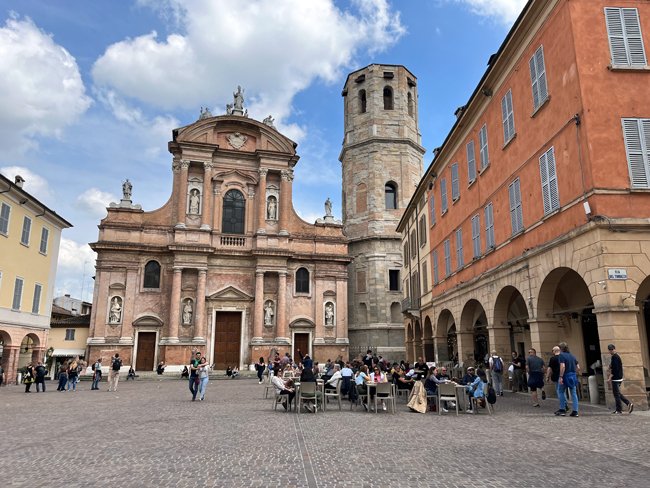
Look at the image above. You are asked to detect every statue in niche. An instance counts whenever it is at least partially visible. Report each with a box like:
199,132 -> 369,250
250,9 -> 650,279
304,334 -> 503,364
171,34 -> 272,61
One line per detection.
325,302 -> 335,326
109,297 -> 122,324
324,197 -> 333,217
189,189 -> 201,214
264,301 -> 274,326
122,179 -> 132,200
267,196 -> 277,220
182,299 -> 193,325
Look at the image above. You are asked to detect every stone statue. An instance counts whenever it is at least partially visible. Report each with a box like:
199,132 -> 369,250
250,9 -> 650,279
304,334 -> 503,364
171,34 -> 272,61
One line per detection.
267,196 -> 277,220
263,115 -> 275,128
325,197 -> 333,217
109,297 -> 122,324
233,86 -> 244,111
189,189 -> 200,214
122,179 -> 132,201
325,302 -> 334,326
183,299 -> 193,325
264,301 -> 274,326
199,106 -> 212,120
226,103 -> 234,115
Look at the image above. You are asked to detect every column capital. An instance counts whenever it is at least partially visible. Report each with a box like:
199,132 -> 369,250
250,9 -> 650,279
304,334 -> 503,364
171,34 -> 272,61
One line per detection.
280,169 -> 294,182
255,269 -> 266,276
278,270 -> 288,277
198,269 -> 208,276
258,167 -> 269,178
172,161 -> 181,172
180,160 -> 191,170
203,161 -> 214,171
173,266 -> 184,273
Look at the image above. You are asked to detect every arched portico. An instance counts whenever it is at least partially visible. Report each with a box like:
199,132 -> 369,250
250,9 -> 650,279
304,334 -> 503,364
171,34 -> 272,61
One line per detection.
435,309 -> 455,362
459,299 -> 489,365
493,286 -> 529,361
423,316 -> 434,362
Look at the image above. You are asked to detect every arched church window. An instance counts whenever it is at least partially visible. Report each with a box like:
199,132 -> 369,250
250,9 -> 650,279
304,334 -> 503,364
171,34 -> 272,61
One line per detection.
385,182 -> 398,210
143,260 -> 161,288
296,267 -> 310,294
359,89 -> 367,113
222,189 -> 246,234
383,86 -> 394,110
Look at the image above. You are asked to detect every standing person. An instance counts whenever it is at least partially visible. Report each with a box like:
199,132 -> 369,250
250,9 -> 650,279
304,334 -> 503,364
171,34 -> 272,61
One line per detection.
488,350 -> 504,396
56,362 -> 68,391
526,348 -> 545,407
0,363 -> 4,387
23,362 -> 35,393
189,351 -> 201,401
67,357 -> 79,392
510,351 -> 526,392
607,344 -> 633,415
34,361 -> 47,393
92,358 -> 102,390
108,353 -> 122,392
198,357 -> 210,401
255,357 -> 266,384
557,342 -> 580,417
545,346 -> 564,411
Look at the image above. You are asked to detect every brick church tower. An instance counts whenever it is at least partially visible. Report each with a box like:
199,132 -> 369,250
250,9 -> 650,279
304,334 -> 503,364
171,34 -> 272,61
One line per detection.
340,64 -> 425,359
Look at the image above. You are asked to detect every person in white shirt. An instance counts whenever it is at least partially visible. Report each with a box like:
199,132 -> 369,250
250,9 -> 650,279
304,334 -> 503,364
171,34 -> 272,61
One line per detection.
271,367 -> 295,410
325,364 -> 342,391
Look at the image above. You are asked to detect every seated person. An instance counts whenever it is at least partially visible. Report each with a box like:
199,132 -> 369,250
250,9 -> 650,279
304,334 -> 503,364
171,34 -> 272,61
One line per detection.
156,361 -> 165,375
436,367 -> 451,381
271,367 -> 295,410
127,367 -> 136,380
340,362 -> 354,397
231,367 -> 239,378
354,365 -> 370,407
425,366 -> 450,412
180,365 -> 189,379
299,367 -> 320,412
325,364 -> 342,391
460,366 -> 477,386
226,366 -> 233,377
465,369 -> 487,412
369,366 -> 389,411
393,367 -> 415,391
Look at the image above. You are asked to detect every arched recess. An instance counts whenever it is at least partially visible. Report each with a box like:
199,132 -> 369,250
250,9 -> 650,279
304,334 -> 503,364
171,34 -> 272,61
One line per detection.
383,86 -> 394,110
537,267 -> 599,376
0,329 -> 12,377
356,183 -> 368,213
460,299 -> 489,365
390,302 -> 401,323
493,285 -> 530,359
423,316 -> 434,362
359,89 -> 367,113
19,333 -> 41,369
636,276 -> 650,379
436,309 -> 456,362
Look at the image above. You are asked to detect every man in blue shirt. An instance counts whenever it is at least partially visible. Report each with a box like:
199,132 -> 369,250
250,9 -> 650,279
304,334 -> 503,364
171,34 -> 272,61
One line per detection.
556,342 -> 581,417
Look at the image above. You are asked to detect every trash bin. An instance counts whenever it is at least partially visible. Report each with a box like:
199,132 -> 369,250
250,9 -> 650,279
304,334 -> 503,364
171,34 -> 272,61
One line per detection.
16,373 -> 22,385
588,375 -> 599,404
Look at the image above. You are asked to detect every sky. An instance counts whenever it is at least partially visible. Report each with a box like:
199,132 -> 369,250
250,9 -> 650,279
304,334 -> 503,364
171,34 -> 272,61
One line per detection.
0,0 -> 528,302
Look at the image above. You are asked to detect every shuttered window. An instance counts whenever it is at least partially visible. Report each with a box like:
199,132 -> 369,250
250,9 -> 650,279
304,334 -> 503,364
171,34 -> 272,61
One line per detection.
539,147 -> 560,214
605,7 -> 646,67
444,239 -> 451,277
21,216 -> 31,245
410,230 -> 417,257
0,203 -> 10,235
432,250 -> 439,285
32,283 -> 42,314
471,214 -> 481,259
455,228 -> 464,269
429,193 -> 436,225
622,118 -> 650,188
403,242 -> 409,262
466,140 -> 477,183
39,228 -> 49,254
440,178 -> 448,213
529,45 -> 549,110
12,277 -> 23,310
451,163 -> 460,201
485,202 -> 495,250
418,215 -> 427,246
421,260 -> 428,294
501,89 -> 515,144
479,124 -> 489,170
508,178 -> 524,235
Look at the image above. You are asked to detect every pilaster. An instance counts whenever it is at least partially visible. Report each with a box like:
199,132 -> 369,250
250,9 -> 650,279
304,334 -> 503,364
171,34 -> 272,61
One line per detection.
252,270 -> 265,342
166,268 -> 182,343
276,271 -> 288,342
194,269 -> 207,342
201,163 -> 213,230
176,161 -> 190,227
257,168 -> 268,234
279,169 -> 293,236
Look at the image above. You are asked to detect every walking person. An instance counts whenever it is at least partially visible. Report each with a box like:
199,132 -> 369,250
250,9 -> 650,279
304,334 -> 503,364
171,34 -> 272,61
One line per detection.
510,351 -> 526,392
607,344 -> 633,415
108,353 -> 122,392
56,362 -> 68,391
526,348 -> 545,407
556,342 -> 580,417
189,351 -> 201,401
23,362 -> 35,393
488,350 -> 504,396
198,357 -> 210,401
34,361 -> 47,393
91,358 -> 102,390
67,357 -> 79,392
255,357 -> 266,384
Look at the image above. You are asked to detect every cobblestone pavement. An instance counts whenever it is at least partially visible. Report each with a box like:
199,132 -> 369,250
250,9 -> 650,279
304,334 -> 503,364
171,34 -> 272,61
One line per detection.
2,378 -> 649,488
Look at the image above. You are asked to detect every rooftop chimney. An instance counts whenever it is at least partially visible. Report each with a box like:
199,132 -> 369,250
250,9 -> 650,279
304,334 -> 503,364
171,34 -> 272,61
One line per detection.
14,175 -> 25,188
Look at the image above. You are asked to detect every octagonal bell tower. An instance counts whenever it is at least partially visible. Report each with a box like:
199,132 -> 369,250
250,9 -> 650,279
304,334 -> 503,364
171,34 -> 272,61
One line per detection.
340,64 -> 425,360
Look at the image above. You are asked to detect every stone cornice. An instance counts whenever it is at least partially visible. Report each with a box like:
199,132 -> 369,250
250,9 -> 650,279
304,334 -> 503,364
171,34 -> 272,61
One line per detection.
339,137 -> 425,162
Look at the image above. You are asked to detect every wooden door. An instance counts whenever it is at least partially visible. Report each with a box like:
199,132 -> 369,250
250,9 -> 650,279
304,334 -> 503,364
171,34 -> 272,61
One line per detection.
294,333 -> 310,358
214,312 -> 241,369
136,332 -> 156,371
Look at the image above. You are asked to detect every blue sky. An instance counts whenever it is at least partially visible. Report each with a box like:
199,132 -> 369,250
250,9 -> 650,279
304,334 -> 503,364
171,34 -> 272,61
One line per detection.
0,0 -> 527,300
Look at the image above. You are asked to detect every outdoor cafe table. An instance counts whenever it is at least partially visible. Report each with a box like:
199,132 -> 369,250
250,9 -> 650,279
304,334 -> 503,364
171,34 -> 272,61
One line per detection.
364,382 -> 396,413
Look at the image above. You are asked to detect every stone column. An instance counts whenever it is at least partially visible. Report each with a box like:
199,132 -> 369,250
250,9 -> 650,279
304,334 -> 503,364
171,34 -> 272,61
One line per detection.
456,331 -> 474,365
488,323 -> 512,360
279,169 -> 293,236
528,318 -> 560,361
212,187 -> 222,232
257,168 -> 268,234
201,163 -> 213,230
276,271 -> 288,342
176,160 -> 190,227
3,345 -> 19,385
336,277 -> 348,344
194,269 -> 207,342
167,268 -> 182,343
32,346 -> 46,364
252,270 -> 265,341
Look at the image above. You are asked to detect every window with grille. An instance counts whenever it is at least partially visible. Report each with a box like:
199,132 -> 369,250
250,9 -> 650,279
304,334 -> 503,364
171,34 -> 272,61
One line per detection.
539,147 -> 560,214
622,118 -> 650,188
144,260 -> 161,288
485,202 -> 495,250
605,7 -> 646,67
444,239 -> 451,277
451,163 -> 460,201
455,228 -> 464,269
222,189 -> 245,234
21,216 -> 31,245
466,141 -> 477,183
0,202 -> 10,235
501,89 -> 516,144
508,178 -> 524,235
479,124 -> 489,170
530,46 -> 549,111
471,214 -> 481,259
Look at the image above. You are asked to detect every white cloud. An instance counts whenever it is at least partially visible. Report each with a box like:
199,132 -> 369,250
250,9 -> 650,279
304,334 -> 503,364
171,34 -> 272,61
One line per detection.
0,14 -> 92,155
55,238 -> 97,300
455,0 -> 527,25
0,165 -> 52,202
76,188 -> 119,217
92,0 -> 404,135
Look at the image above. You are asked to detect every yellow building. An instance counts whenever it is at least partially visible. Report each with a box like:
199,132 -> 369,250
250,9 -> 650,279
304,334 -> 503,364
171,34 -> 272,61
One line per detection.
0,174 -> 72,384
48,311 -> 90,378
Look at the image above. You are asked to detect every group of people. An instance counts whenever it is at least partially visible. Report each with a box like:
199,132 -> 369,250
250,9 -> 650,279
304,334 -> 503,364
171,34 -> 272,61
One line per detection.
187,351 -> 211,401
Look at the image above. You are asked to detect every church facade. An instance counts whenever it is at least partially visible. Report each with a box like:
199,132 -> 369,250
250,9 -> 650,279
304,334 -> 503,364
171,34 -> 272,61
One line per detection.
87,91 -> 349,370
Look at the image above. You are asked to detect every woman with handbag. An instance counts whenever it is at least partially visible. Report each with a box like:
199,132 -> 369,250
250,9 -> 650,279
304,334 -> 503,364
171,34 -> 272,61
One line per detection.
23,362 -> 36,393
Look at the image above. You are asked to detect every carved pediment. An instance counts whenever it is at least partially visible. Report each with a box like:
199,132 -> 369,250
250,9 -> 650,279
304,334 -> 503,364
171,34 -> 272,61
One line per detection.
133,314 -> 164,327
289,316 -> 315,328
213,169 -> 258,185
208,286 -> 254,302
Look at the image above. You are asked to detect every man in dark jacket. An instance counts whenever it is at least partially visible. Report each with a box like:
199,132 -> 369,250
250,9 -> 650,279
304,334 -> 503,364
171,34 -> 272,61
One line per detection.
35,361 -> 47,392
607,344 -> 633,415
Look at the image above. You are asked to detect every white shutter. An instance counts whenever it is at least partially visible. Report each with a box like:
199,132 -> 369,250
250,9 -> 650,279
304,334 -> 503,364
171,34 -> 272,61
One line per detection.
509,181 -> 517,233
622,118 -> 650,188
32,283 -> 42,314
515,179 -> 523,231
606,8 -> 630,65
623,8 -> 646,66
12,277 -> 23,310
507,91 -> 515,140
429,194 -> 436,224
530,46 -> 548,109
441,178 -> 448,212
444,239 -> 451,277
501,93 -> 510,142
456,228 -> 464,268
451,163 -> 460,200
547,147 -> 560,211
485,203 -> 495,249
433,250 -> 439,284
467,141 -> 477,183
606,8 -> 647,67
539,151 -> 551,214
471,214 -> 481,258
479,124 -> 489,169
529,55 -> 540,110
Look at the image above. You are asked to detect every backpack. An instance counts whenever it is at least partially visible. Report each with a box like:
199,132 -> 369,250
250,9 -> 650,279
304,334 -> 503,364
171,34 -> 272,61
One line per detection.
94,362 -> 101,372
492,356 -> 503,373
112,358 -> 122,371
487,386 -> 497,405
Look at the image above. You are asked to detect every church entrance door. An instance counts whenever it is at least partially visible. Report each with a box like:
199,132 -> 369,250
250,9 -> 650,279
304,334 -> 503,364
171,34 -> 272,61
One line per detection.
136,332 -> 156,371
214,312 -> 241,369
294,333 -> 310,358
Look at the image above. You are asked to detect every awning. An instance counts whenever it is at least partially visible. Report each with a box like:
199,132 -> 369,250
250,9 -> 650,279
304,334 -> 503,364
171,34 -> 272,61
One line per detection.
51,348 -> 85,357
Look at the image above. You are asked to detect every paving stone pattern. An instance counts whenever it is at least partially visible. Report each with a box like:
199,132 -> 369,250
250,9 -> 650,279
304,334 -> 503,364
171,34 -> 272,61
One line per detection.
1,378 -> 649,487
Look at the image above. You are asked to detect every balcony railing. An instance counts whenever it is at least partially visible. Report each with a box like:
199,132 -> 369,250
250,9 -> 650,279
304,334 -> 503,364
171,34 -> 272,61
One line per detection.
401,296 -> 420,313
220,235 -> 246,247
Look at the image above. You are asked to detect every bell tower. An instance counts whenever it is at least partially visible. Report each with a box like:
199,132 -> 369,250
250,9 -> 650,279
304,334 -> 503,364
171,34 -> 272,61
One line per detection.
340,64 -> 425,359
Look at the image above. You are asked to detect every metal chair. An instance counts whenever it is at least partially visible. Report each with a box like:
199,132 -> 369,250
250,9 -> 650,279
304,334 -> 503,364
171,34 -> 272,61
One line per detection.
297,381 -> 319,413
373,382 -> 396,413
263,373 -> 275,399
273,389 -> 290,412
438,382 -> 459,416
470,383 -> 493,415
324,380 -> 342,411
350,384 -> 369,411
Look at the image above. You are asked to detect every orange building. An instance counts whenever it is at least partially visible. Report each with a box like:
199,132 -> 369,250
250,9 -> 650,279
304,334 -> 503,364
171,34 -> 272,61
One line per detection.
399,0 -> 650,409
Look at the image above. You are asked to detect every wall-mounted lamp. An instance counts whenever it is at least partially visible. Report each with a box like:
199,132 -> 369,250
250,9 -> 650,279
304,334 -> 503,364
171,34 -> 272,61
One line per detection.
597,280 -> 607,290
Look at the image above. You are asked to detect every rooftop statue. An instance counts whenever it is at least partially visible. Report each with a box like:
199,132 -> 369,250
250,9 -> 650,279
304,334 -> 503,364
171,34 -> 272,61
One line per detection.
226,86 -> 247,116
